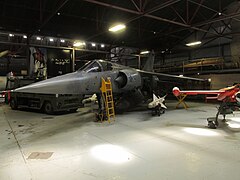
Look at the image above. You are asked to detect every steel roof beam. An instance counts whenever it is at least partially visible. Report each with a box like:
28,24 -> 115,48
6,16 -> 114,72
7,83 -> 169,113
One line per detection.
83,0 -> 239,42
38,0 -> 70,30
194,11 -> 240,27
83,0 -> 214,35
188,0 -> 240,22
189,0 -> 205,24
171,6 -> 187,24
131,0 -> 141,12
82,0 -> 140,15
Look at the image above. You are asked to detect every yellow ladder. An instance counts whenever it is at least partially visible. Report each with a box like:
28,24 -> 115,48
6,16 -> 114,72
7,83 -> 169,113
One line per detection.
100,77 -> 115,123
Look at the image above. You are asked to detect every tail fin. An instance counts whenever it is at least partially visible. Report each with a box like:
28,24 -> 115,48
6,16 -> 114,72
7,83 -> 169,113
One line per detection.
142,50 -> 155,72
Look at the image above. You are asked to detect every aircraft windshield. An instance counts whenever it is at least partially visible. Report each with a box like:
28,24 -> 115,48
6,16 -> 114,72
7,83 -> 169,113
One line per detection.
98,60 -> 113,71
78,61 -> 101,73
78,61 -> 91,71
78,59 -> 129,73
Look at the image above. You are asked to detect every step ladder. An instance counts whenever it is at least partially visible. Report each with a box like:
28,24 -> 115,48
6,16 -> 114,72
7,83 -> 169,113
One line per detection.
99,77 -> 115,123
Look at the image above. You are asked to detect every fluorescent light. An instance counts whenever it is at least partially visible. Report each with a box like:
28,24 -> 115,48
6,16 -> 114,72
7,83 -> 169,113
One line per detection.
100,44 -> 105,48
140,50 -> 150,54
60,39 -> 65,43
49,38 -> 54,42
73,41 -> 86,47
36,37 -> 41,40
186,41 -> 201,46
91,43 -> 96,47
9,34 -> 14,37
23,35 -> 27,39
109,24 -> 126,32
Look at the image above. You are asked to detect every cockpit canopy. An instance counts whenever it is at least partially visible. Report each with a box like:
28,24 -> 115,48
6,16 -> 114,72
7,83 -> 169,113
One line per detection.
78,59 -> 127,73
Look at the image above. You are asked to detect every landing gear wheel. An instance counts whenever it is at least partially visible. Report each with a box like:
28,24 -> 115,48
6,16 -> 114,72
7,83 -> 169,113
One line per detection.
160,109 -> 165,114
208,121 -> 217,129
44,102 -> 53,114
10,99 -> 18,110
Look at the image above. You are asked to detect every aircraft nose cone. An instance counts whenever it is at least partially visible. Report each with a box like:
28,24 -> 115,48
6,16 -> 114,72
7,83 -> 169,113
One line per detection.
172,87 -> 180,96
14,72 -> 83,94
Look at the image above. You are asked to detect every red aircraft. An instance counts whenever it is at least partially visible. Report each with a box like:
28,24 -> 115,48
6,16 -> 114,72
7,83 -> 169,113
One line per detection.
172,84 -> 240,129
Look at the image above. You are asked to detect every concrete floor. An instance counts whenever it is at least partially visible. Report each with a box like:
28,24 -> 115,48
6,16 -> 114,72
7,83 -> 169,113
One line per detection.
1,100 -> 240,180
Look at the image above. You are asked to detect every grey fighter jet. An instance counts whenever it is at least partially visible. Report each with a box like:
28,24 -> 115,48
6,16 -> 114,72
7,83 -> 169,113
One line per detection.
14,59 -> 209,111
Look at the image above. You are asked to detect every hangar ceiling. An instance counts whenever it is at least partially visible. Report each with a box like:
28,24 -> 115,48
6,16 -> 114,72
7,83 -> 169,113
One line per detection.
0,0 -> 239,51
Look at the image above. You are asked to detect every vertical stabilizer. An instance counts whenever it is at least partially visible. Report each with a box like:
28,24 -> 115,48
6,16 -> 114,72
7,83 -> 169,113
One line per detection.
143,50 -> 155,72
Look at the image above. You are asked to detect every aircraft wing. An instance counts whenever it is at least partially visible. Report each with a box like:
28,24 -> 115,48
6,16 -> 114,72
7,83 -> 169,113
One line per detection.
137,69 -> 209,96
137,69 -> 206,81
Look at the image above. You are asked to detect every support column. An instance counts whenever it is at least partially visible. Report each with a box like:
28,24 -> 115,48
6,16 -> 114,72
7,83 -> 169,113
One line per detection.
138,55 -> 141,69
72,48 -> 75,72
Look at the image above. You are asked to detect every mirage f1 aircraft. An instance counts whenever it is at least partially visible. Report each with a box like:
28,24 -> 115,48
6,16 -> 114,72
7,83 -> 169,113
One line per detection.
13,55 -> 208,112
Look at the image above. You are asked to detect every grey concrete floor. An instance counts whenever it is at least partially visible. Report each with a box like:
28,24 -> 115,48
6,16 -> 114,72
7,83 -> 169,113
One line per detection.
1,100 -> 240,180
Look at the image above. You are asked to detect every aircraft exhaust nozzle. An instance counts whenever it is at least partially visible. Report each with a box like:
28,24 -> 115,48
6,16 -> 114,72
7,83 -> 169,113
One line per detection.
172,87 -> 180,96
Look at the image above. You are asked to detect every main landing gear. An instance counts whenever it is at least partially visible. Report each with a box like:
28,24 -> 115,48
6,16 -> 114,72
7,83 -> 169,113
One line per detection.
152,104 -> 165,116
207,102 -> 237,129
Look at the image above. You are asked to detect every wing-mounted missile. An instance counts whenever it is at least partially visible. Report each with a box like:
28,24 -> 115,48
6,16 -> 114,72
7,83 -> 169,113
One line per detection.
114,69 -> 142,90
82,94 -> 97,104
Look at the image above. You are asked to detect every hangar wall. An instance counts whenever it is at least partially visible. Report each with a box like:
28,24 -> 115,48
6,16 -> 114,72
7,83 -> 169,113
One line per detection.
197,74 -> 239,89
163,44 -> 231,65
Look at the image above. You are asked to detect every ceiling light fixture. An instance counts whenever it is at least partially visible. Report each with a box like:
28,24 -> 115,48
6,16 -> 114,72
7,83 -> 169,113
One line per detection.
186,41 -> 201,46
9,34 -> 14,37
91,43 -> 96,47
36,37 -> 41,40
23,35 -> 27,39
49,38 -> 54,42
60,39 -> 65,43
140,50 -> 150,55
100,44 -> 105,48
109,24 -> 126,32
73,41 -> 86,47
